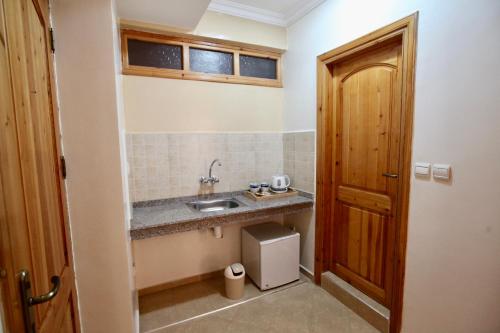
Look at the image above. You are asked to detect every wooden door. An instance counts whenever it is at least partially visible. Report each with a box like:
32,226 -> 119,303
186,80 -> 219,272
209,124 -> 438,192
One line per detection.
329,41 -> 403,307
0,0 -> 79,332
316,15 -> 417,332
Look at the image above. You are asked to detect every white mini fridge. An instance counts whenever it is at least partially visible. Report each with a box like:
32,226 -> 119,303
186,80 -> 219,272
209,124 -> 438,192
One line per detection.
242,222 -> 300,290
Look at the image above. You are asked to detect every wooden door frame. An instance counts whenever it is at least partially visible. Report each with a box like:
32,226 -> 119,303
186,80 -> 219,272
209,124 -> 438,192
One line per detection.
0,0 -> 80,331
315,13 -> 418,333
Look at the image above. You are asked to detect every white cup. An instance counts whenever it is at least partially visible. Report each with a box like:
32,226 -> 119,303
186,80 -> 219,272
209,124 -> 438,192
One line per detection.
249,182 -> 260,193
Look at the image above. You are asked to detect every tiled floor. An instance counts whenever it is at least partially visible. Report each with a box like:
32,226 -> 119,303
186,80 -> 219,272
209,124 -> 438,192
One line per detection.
139,275 -> 378,333
139,275 -> 305,332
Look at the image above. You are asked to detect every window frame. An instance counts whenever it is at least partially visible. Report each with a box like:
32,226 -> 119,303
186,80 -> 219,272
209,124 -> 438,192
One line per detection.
121,29 -> 283,88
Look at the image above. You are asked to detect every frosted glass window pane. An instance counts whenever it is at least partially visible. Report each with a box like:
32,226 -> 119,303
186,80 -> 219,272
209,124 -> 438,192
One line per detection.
127,39 -> 182,70
240,55 -> 277,79
189,48 -> 234,75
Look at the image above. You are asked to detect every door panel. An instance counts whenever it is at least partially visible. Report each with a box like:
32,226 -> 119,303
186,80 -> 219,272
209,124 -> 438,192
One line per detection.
335,205 -> 387,288
0,0 -> 79,331
26,0 -> 67,279
0,0 -> 34,331
337,185 -> 391,214
341,66 -> 394,192
331,41 -> 403,307
60,305 -> 74,333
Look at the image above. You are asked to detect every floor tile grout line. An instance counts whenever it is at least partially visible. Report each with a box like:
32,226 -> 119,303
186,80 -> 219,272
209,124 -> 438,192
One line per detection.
142,279 -> 306,333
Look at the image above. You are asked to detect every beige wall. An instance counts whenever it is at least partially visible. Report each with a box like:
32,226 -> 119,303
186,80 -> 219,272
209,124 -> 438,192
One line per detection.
52,0 -> 137,332
134,218 -> 282,289
122,10 -> 286,133
285,0 -> 500,332
194,11 -> 287,49
123,76 -> 283,132
121,10 -> 287,51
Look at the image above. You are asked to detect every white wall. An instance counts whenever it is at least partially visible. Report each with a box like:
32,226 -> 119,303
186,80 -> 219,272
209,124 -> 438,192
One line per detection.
52,0 -> 137,332
284,0 -> 500,332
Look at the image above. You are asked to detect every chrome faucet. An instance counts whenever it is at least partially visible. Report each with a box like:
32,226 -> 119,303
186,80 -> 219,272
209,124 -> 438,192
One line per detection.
200,159 -> 222,184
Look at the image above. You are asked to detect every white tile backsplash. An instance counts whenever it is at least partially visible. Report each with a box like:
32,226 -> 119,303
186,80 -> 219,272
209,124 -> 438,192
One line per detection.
127,132 -> 288,202
126,131 -> 315,202
283,131 -> 316,194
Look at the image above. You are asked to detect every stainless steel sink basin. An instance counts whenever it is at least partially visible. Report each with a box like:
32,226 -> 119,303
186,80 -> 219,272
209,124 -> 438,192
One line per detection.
186,198 -> 245,213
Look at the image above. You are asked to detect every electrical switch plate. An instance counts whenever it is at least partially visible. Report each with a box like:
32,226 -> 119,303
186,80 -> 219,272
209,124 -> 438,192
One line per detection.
415,162 -> 431,176
433,164 -> 451,180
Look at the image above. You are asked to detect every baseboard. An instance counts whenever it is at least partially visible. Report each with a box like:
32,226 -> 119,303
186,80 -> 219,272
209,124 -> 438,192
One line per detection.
321,272 -> 390,333
299,265 -> 314,280
139,265 -> 313,297
138,269 -> 224,297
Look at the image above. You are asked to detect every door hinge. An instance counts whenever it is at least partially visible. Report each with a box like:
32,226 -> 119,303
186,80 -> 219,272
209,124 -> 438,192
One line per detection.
49,28 -> 55,53
60,156 -> 66,179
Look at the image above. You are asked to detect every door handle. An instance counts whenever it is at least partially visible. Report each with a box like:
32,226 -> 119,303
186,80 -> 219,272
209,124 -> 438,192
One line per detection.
29,276 -> 60,305
382,172 -> 399,178
19,270 -> 61,332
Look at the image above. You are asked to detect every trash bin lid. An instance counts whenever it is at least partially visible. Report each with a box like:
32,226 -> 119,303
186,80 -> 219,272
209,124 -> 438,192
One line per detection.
230,263 -> 244,276
243,222 -> 298,242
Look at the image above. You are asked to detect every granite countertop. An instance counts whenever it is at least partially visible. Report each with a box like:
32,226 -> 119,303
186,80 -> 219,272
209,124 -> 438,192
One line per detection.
130,190 -> 314,240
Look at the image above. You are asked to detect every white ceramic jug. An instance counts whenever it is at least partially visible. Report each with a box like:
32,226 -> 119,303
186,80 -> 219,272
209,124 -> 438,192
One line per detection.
271,175 -> 290,190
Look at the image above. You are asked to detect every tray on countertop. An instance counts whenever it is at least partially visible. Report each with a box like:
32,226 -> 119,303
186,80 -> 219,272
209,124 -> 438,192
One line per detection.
244,188 -> 298,201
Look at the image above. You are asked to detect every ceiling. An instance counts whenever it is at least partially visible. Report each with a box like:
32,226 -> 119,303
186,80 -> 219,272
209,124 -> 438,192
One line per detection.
208,0 -> 325,26
117,0 -> 211,30
228,0 -> 314,14
116,0 -> 324,29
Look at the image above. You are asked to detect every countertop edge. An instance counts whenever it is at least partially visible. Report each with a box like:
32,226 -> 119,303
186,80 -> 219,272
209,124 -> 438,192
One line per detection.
130,200 -> 313,240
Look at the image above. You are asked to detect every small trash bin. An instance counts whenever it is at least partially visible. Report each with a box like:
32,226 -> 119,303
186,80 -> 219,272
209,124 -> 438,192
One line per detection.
224,263 -> 245,300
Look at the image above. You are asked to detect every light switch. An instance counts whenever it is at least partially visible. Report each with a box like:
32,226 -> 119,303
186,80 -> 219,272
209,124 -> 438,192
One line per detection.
415,162 -> 430,176
433,164 -> 451,180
